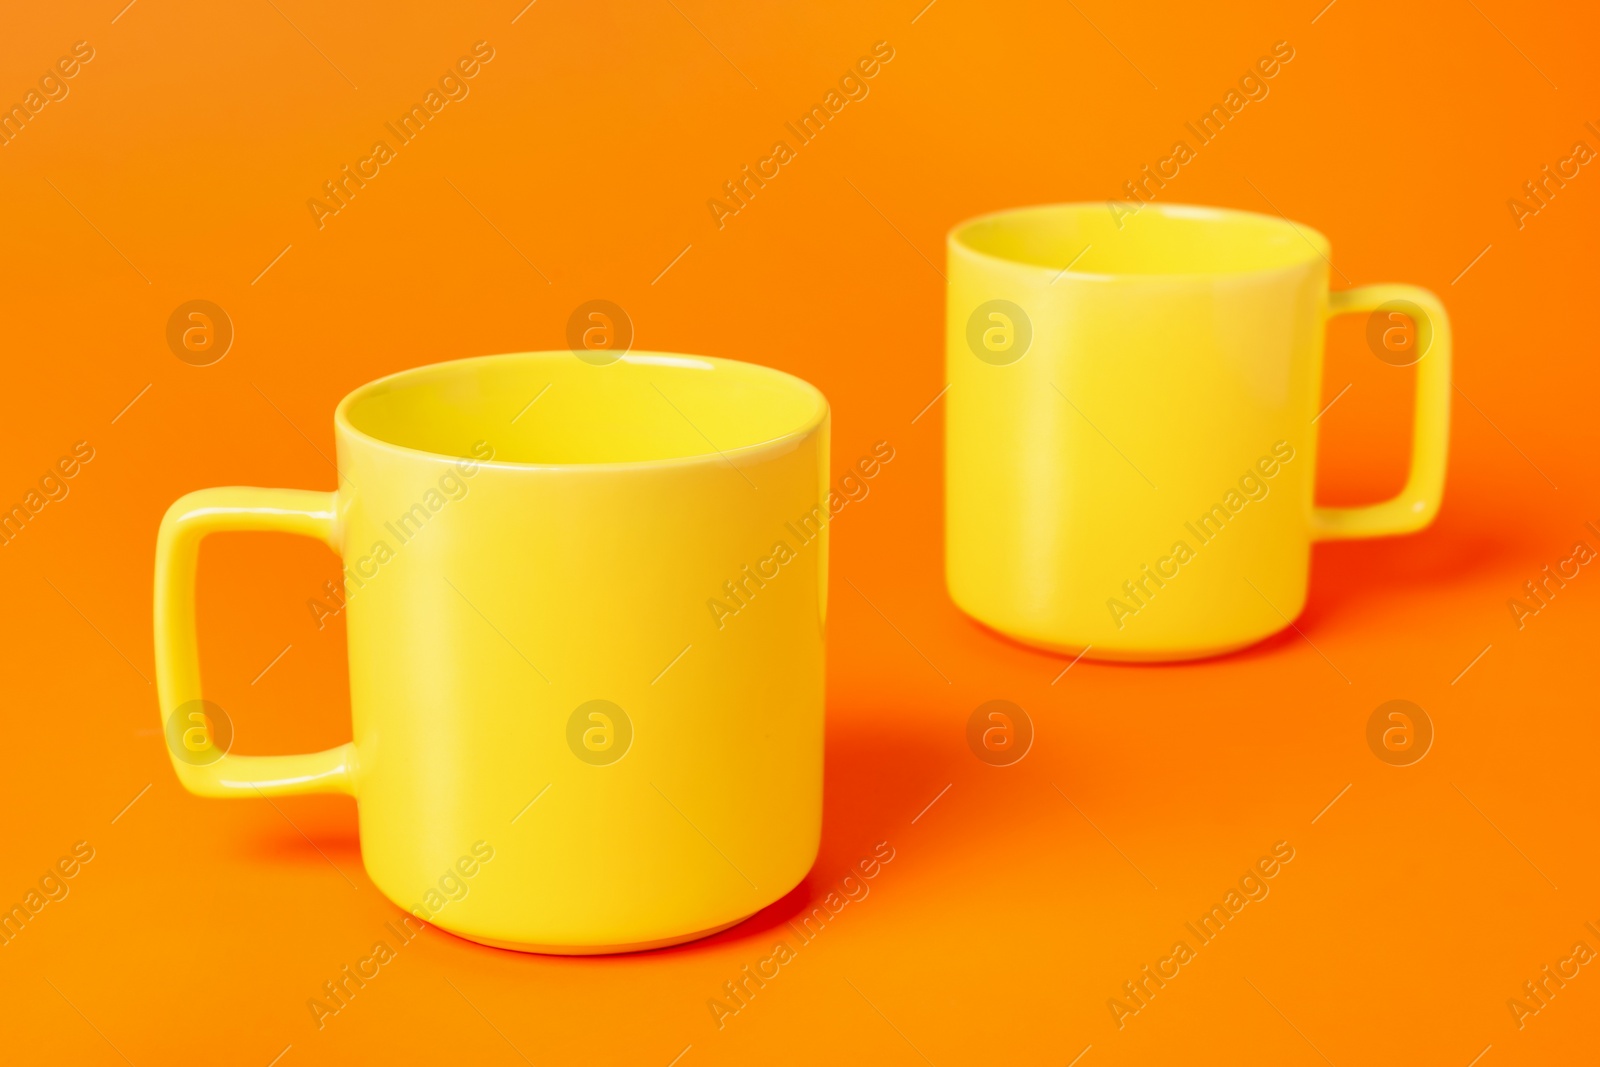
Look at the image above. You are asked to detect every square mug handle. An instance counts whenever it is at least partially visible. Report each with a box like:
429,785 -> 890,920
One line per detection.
154,487 -> 356,797
1313,284 -> 1452,541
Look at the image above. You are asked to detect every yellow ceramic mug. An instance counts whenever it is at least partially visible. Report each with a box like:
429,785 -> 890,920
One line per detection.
946,203 -> 1451,661
154,351 -> 830,952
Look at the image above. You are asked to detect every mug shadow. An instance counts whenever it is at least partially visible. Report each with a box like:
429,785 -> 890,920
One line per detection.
236,816 -> 364,875
961,528 -> 1521,670
1307,529 -> 1515,603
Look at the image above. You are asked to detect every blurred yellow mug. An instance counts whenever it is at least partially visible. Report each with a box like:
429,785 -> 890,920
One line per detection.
945,203 -> 1451,661
155,351 -> 830,952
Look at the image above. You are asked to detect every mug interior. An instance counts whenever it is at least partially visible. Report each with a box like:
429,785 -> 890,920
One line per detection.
338,351 -> 827,466
950,202 -> 1329,276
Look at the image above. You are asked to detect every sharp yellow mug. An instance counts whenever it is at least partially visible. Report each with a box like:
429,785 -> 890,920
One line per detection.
154,351 -> 830,953
945,203 -> 1451,661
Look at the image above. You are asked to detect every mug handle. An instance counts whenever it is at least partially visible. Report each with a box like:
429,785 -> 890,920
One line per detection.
154,487 -> 356,797
1312,284 -> 1452,541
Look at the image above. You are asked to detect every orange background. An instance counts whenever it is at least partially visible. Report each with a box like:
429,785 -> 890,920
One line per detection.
3,0 -> 1597,1063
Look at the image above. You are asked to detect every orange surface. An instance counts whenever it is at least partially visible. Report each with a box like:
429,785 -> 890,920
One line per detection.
2,1 -> 1597,1063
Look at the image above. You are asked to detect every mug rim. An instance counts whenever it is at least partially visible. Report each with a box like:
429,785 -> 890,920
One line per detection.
334,350 -> 829,472
946,201 -> 1332,281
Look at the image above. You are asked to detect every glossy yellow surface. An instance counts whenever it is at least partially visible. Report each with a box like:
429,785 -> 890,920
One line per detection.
155,352 -> 830,952
945,203 -> 1451,661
